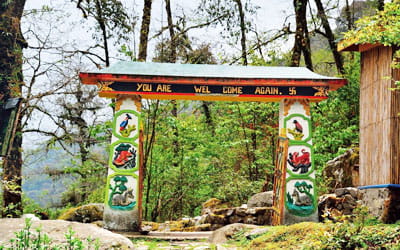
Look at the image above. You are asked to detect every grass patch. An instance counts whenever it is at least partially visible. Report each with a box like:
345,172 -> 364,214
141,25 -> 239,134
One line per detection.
249,222 -> 325,249
244,221 -> 400,249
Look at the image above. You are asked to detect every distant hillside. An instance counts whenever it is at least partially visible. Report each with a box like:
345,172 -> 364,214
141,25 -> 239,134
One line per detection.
23,147 -> 75,207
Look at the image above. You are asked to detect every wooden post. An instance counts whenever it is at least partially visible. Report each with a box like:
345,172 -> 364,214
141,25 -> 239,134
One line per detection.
279,99 -> 318,224
103,95 -> 142,231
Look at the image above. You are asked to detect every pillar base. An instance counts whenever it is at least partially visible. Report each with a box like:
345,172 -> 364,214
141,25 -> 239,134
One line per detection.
103,207 -> 139,231
284,210 -> 318,225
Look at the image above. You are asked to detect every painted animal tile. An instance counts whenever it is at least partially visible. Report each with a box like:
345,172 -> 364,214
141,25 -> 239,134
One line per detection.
285,116 -> 310,141
115,112 -> 138,139
285,179 -> 315,217
112,143 -> 137,170
287,145 -> 312,175
108,175 -> 137,210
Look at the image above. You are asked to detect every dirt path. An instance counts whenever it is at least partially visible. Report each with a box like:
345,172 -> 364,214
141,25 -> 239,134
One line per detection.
131,239 -> 239,250
124,232 -> 239,249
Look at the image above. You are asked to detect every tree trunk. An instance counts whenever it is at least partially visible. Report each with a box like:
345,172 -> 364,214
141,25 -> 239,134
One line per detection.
138,0 -> 152,61
0,0 -> 27,217
291,0 -> 313,70
344,0 -> 353,31
94,0 -> 110,66
165,0 -> 176,63
201,101 -> 214,135
234,0 -> 248,66
163,0 -> 179,164
164,0 -> 183,216
377,0 -> 384,11
314,0 -> 345,74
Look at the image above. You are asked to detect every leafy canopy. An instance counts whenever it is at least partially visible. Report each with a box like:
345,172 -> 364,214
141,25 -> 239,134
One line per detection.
342,0 -> 400,68
343,0 -> 400,47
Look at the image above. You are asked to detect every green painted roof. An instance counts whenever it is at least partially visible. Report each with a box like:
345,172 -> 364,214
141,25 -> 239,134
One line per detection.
91,61 -> 342,80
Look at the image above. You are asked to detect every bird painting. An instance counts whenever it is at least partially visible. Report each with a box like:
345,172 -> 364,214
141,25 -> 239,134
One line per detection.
120,114 -> 132,132
293,120 -> 303,133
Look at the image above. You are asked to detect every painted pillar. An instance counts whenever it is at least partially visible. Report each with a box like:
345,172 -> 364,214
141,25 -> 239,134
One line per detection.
103,95 -> 142,231
279,99 -> 318,224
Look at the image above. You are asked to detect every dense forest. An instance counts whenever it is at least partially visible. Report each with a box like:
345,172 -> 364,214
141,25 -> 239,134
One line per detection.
0,0 -> 394,221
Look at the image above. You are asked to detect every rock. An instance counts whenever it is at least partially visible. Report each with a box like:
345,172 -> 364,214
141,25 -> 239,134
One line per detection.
247,208 -> 257,215
334,188 -> 346,197
228,215 -> 243,224
204,213 -> 227,225
22,214 -> 40,221
244,216 -> 256,224
213,208 -> 232,216
235,207 -> 247,217
247,191 -> 273,208
256,214 -> 269,225
91,220 -> 103,227
324,148 -> 359,191
210,224 -> 225,231
141,221 -> 159,231
318,189 -> 361,222
183,223 -> 212,232
0,218 -> 134,249
208,223 -> 259,244
195,215 -> 207,225
201,198 -> 230,215
360,188 -> 400,223
343,194 -> 357,207
348,188 -> 359,198
140,225 -> 153,234
335,187 -> 359,198
58,203 -> 104,223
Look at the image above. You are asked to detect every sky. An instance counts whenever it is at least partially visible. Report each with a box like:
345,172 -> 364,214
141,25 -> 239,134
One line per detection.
24,0 -> 295,62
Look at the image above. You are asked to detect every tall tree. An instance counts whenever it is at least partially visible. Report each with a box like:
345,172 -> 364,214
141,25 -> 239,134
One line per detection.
234,0 -> 248,65
0,0 -> 27,217
291,0 -> 313,70
196,0 -> 258,65
377,0 -> 384,11
138,0 -> 152,61
75,0 -> 133,67
165,0 -> 176,63
314,0 -> 345,74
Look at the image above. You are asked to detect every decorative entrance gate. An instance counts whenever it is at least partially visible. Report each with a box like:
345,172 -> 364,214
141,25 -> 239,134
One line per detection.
80,61 -> 346,230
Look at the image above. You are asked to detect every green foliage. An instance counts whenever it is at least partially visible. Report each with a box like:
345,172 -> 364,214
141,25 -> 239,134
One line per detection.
196,0 -> 259,42
0,218 -> 100,250
312,54 -> 360,193
143,100 -> 278,221
321,207 -> 400,249
343,1 -> 400,47
343,0 -> 400,68
74,0 -> 134,45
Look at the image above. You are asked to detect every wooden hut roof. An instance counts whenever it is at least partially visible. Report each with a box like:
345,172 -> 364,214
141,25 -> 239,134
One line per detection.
338,38 -> 383,52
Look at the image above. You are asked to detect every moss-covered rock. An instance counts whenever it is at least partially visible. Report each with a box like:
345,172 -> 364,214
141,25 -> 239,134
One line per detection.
141,221 -> 159,231
201,198 -> 230,215
182,223 -> 212,232
58,203 -> 103,223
